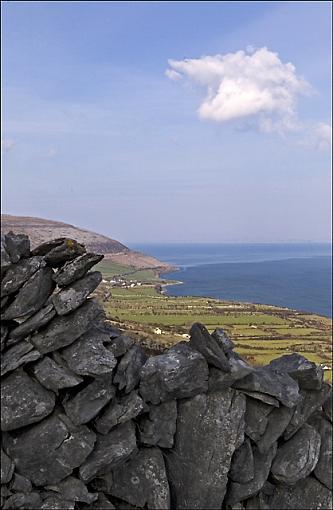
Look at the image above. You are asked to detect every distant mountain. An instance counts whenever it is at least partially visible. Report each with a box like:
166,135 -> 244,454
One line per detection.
1,214 -> 172,272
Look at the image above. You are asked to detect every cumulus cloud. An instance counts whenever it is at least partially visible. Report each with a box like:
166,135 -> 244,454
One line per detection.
166,47 -> 312,135
313,122 -> 332,150
1,139 -> 14,152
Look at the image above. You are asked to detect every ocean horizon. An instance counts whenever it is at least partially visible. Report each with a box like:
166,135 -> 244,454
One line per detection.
130,243 -> 332,318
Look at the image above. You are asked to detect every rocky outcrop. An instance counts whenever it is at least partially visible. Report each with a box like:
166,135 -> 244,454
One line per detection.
1,232 -> 332,509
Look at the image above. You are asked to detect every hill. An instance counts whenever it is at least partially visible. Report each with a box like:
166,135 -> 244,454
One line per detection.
1,214 -> 172,272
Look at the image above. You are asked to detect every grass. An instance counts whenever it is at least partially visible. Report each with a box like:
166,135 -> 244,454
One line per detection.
94,265 -> 332,383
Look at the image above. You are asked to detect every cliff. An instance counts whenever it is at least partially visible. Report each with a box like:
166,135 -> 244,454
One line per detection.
1,232 -> 332,510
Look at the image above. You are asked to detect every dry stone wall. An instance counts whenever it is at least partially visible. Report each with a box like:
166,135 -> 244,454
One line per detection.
1,231 -> 332,510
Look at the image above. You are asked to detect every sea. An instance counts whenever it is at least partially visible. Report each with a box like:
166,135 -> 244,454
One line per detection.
130,243 -> 332,318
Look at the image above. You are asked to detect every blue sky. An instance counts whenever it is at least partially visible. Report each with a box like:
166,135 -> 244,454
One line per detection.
2,1 -> 331,243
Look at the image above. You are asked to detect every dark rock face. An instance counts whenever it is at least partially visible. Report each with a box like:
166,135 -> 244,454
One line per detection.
111,448 -> 170,509
137,400 -> 177,448
165,389 -> 245,509
139,343 -> 209,404
271,424 -> 321,485
52,271 -> 102,315
1,233 -> 332,510
3,413 -> 96,485
53,252 -> 104,287
61,328 -> 117,377
1,369 -> 55,431
267,353 -> 323,390
79,421 -> 137,483
2,267 -> 55,320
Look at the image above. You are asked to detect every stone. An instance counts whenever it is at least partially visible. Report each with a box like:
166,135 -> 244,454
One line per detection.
284,384 -> 331,439
9,474 -> 32,494
226,443 -> 277,505
1,368 -> 55,431
79,421 -> 137,483
107,334 -> 134,357
1,448 -> 14,484
312,416 -> 332,489
63,375 -> 115,425
1,340 -> 41,376
8,303 -> 56,339
40,495 -> 75,509
46,476 -> 98,504
1,322 -> 9,351
269,476 -> 333,509
244,397 -> 274,443
257,405 -> 294,453
233,366 -> 301,408
1,234 -> 12,270
32,238 -> 86,267
4,232 -> 30,263
267,353 -> 323,390
3,413 -> 96,485
61,328 -> 117,377
53,252 -> 104,286
211,327 -> 235,352
323,387 -> 332,422
111,448 -> 170,509
52,271 -> 102,315
245,492 -> 270,510
114,344 -> 147,394
271,424 -> 321,485
2,267 -> 55,320
30,298 -> 103,353
189,322 -> 231,371
1,256 -> 44,297
2,492 -> 41,509
229,438 -> 254,483
241,390 -> 280,407
137,400 -> 177,448
164,389 -> 246,509
85,494 -> 115,509
32,356 -> 83,392
139,342 -> 208,404
95,390 -> 146,434
208,353 -> 254,391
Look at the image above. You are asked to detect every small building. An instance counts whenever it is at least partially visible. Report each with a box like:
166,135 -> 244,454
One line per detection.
154,328 -> 162,335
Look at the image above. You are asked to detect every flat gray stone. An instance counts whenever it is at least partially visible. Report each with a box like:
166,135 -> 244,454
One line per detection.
2,267 -> 55,320
1,340 -> 41,376
137,400 -> 177,448
61,328 -> 117,377
323,387 -> 332,422
267,353 -> 323,390
114,344 -> 147,394
209,353 -> 254,391
4,232 -> 30,263
2,492 -> 41,509
1,448 -> 14,484
96,390 -> 146,434
63,375 -> 115,425
257,405 -> 294,453
32,238 -> 86,267
165,389 -> 246,509
244,397 -> 274,443
85,494 -> 115,509
107,334 -> 134,357
1,369 -> 55,431
229,438 -> 254,483
111,448 -> 170,509
1,322 -> 9,351
3,413 -> 96,485
226,443 -> 277,505
139,342 -> 208,404
271,424 -> 321,485
53,252 -> 104,286
31,298 -> 103,353
1,256 -> 44,297
284,384 -> 331,439
9,473 -> 32,494
242,390 -> 280,407
311,416 -> 332,489
40,496 -> 75,509
211,327 -> 235,352
233,367 -> 301,408
45,476 -> 98,504
269,476 -> 333,509
9,303 -> 56,339
52,271 -> 102,315
32,356 -> 83,392
1,234 -> 12,270
189,322 -> 231,371
79,421 -> 137,483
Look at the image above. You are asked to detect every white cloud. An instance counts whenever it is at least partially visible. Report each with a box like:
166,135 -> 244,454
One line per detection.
165,69 -> 182,81
1,139 -> 14,152
313,122 -> 332,150
166,47 -> 312,134
46,148 -> 57,158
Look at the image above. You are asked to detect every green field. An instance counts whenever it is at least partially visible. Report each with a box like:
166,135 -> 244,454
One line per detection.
93,277 -> 332,382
